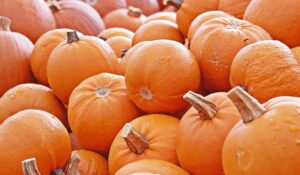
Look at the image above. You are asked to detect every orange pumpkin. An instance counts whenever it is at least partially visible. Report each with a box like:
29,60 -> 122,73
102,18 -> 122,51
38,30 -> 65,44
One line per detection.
244,0 -> 300,47
106,36 -> 132,57
66,150 -> 109,175
223,86 -> 300,175
177,91 -> 240,175
219,0 -> 251,19
0,17 -> 34,96
68,73 -> 140,154
115,159 -> 190,175
70,133 -> 82,151
31,29 -> 82,85
0,0 -> 56,42
48,0 -> 105,36
103,7 -> 146,32
133,20 -> 184,45
98,27 -> 134,40
127,0 -> 160,15
292,46 -> 300,61
0,109 -> 71,175
125,40 -> 201,113
190,17 -> 271,93
230,40 -> 300,103
83,0 -> 127,17
47,31 -> 120,104
109,114 -> 180,174
144,12 -> 176,24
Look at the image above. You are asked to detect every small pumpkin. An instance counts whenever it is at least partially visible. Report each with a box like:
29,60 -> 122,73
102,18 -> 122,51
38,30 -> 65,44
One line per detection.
98,27 -> 134,40
103,7 -> 146,32
127,0 -> 160,15
47,31 -> 120,104
0,109 -> 71,175
109,114 -> 179,174
106,36 -> 132,57
83,0 -> 127,17
0,17 -> 34,96
125,40 -> 201,113
115,159 -> 190,175
144,12 -> 176,24
48,0 -> 105,36
223,86 -> 300,175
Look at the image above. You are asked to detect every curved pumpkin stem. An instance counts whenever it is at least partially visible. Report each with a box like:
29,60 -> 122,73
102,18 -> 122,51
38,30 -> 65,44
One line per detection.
122,123 -> 149,154
99,36 -> 107,41
128,6 -> 143,18
163,0 -> 183,9
184,91 -> 217,120
67,31 -> 80,43
65,155 -> 80,175
47,0 -> 62,12
120,49 -> 129,58
0,16 -> 11,31
22,158 -> 41,175
228,86 -> 266,123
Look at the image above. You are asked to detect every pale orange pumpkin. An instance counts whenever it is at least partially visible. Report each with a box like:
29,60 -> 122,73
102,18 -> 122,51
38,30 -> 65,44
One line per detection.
144,12 -> 176,24
98,27 -> 134,40
127,0 -> 160,15
106,36 -> 132,57
83,0 -> 127,17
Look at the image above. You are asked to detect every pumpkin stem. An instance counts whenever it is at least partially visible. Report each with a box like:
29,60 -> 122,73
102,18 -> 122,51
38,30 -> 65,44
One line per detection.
47,0 -> 62,13
22,158 -> 41,175
183,91 -> 217,120
0,16 -> 11,31
51,169 -> 65,175
120,49 -> 128,58
67,31 -> 80,43
163,0 -> 183,8
122,123 -> 149,154
227,86 -> 266,123
65,155 -> 80,175
84,0 -> 98,6
99,36 -> 107,41
128,6 -> 143,18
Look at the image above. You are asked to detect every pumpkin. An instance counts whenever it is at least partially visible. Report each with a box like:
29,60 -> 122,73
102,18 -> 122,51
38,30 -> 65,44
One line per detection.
127,0 -> 160,15
83,0 -> 127,17
244,0 -> 300,47
144,12 -> 176,24
188,11 -> 232,41
109,114 -> 179,174
31,29 -> 82,86
0,109 -> 71,175
190,17 -> 271,93
177,91 -> 240,175
292,46 -> 300,62
48,0 -> 105,36
106,36 -> 132,57
0,17 -> 34,97
223,86 -> 300,174
133,20 -> 184,45
125,40 -> 200,113
70,133 -> 82,151
115,159 -> 190,175
0,0 -> 56,42
68,73 -> 140,154
98,27 -> 134,40
103,7 -> 146,32
218,0 -> 251,19
47,31 -> 120,104
230,40 -> 300,103
66,150 -> 109,175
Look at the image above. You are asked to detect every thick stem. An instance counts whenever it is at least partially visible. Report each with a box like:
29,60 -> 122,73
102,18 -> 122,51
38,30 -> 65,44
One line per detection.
67,31 -> 80,43
184,91 -> 217,120
163,0 -> 183,9
227,86 -> 266,123
65,155 -> 80,175
0,16 -> 11,31
99,36 -> 107,41
128,6 -> 143,18
122,123 -> 149,154
47,0 -> 62,13
120,49 -> 128,58
22,158 -> 41,175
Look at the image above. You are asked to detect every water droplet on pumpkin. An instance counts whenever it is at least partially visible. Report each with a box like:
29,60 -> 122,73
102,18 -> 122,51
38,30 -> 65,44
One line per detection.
283,117 -> 295,124
236,148 -> 253,170
8,93 -> 15,99
290,125 -> 300,132
268,118 -> 276,125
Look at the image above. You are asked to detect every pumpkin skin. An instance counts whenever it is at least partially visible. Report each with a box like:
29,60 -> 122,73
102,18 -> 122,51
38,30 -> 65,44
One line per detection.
109,114 -> 180,174
190,17 -> 271,93
125,40 -> 201,113
127,0 -> 160,15
83,0 -> 127,17
103,7 -> 146,32
0,109 -> 71,175
0,17 -> 34,97
68,73 -> 140,154
0,0 -> 56,42
244,0 -> 300,47
47,31 -> 120,104
177,91 -> 240,175
106,36 -> 132,57
49,0 -> 105,36
218,0 -> 251,19
99,27 -> 134,40
144,12 -> 176,24
230,40 -> 300,103
70,133 -> 82,151
292,46 -> 300,62
115,159 -> 190,175
223,86 -> 300,175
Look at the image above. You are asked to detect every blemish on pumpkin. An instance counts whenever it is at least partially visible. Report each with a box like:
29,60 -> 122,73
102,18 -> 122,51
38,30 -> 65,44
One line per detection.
236,148 -> 253,170
271,136 -> 276,144
296,139 -> 300,145
8,93 -> 15,99
95,87 -> 110,97
289,125 -> 300,132
283,117 -> 295,124
140,87 -> 152,101
268,118 -> 276,126
274,126 -> 281,131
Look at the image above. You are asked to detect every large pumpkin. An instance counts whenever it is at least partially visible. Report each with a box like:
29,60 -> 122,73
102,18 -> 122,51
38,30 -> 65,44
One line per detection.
48,0 -> 105,36
47,31 -> 120,104
177,91 -> 240,175
218,0 -> 251,19
230,40 -> 300,103
106,36 -> 132,57
223,86 -> 300,174
99,27 -> 134,40
244,0 -> 300,47
125,40 -> 200,113
83,0 -> 127,17
127,0 -> 160,15
115,159 -> 190,175
0,17 -> 34,97
190,17 -> 271,93
0,0 -> 56,42
144,12 -> 176,24
69,73 -> 140,154
0,109 -> 71,175
109,114 -> 179,174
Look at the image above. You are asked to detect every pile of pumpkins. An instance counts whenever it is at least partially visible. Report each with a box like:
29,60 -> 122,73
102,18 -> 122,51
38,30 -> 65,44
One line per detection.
1,0 -> 300,174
